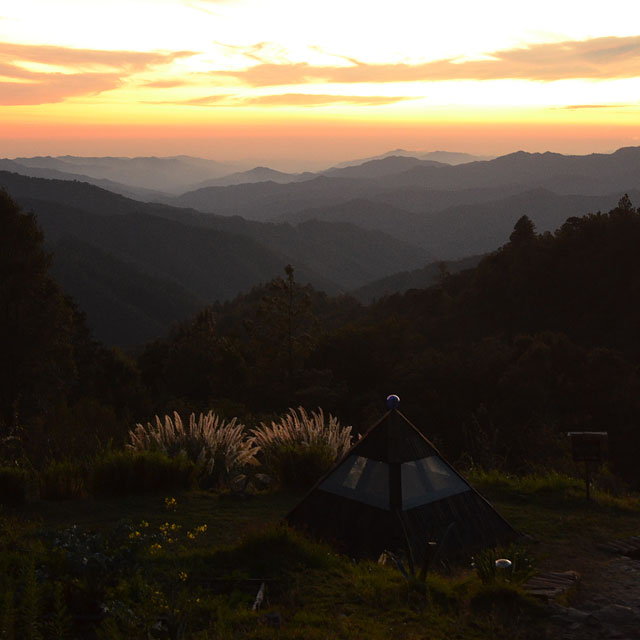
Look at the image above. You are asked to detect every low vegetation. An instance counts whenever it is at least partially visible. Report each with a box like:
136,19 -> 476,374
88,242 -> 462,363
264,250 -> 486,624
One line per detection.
1,470 -> 637,639
251,407 -> 352,488
3,183 -> 640,637
128,412 -> 259,489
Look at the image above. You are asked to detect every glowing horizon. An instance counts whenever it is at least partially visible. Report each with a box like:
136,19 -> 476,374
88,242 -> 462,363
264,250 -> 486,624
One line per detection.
1,0 -> 639,169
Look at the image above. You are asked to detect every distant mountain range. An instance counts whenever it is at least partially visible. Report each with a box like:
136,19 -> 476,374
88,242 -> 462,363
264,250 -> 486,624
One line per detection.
1,170 -> 429,344
188,166 -> 316,189
2,146 -> 639,346
168,148 -> 640,221
0,149 -> 493,196
332,149 -> 492,168
3,155 -> 240,195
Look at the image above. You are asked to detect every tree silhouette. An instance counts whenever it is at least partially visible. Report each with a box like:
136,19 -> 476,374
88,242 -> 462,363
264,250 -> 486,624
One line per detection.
248,265 -> 317,404
0,189 -> 75,436
509,215 -> 536,246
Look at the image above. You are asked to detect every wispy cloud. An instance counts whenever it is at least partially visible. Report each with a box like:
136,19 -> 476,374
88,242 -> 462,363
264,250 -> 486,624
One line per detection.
151,93 -> 414,107
0,42 -> 196,105
244,93 -> 414,106
141,79 -> 189,88
208,35 -> 640,86
561,103 -> 635,110
0,75 -> 123,105
0,42 -> 194,72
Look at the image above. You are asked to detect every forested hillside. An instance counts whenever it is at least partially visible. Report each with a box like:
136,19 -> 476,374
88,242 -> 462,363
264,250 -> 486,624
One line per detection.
3,184 -> 640,488
0,171 -> 428,343
133,196 -> 640,487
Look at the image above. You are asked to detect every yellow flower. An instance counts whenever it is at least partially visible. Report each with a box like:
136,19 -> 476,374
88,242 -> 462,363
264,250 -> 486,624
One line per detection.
149,543 -> 162,554
140,520 -> 149,528
178,571 -> 188,582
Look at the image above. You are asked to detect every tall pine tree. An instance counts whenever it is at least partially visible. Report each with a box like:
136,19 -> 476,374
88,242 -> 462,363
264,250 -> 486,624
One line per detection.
0,189 -> 75,436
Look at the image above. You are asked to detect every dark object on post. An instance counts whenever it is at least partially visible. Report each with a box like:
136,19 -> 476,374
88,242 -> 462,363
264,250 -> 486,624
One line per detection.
567,432 -> 608,502
286,396 -> 518,564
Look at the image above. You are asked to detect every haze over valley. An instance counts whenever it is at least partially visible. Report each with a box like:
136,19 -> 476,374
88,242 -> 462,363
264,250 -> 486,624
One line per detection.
2,145 -> 638,345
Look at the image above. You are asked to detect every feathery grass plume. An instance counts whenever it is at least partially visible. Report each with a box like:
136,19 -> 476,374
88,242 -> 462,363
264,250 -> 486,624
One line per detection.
127,411 -> 258,488
251,407 -> 353,488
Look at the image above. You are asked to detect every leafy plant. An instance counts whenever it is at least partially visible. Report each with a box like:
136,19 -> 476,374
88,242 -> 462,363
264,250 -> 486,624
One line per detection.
128,412 -> 258,488
472,544 -> 534,585
90,450 -> 194,496
251,407 -> 352,488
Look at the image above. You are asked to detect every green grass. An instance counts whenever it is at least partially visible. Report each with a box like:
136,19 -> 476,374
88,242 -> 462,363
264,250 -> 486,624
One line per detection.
3,470 -> 639,639
469,468 -> 640,584
24,490 -> 300,546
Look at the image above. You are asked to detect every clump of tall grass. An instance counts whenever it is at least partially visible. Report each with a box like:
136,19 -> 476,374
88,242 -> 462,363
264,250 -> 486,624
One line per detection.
128,411 -> 259,488
251,407 -> 353,488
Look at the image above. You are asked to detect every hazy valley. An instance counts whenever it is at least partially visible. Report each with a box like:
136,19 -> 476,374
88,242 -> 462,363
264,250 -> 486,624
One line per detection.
2,146 -> 638,345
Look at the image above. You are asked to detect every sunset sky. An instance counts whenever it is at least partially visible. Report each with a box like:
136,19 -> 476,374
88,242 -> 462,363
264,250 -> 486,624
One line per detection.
1,0 -> 640,169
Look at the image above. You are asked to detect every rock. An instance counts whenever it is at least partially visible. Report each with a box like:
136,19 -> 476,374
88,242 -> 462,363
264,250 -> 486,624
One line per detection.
564,607 -> 590,621
593,604 -> 635,623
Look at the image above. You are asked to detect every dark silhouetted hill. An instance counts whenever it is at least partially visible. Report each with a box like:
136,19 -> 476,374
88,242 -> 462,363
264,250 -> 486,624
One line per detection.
322,155 -> 445,179
50,236 -> 204,346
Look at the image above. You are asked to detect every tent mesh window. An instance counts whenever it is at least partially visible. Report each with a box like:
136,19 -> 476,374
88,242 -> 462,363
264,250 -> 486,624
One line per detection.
401,456 -> 469,510
319,455 -> 390,509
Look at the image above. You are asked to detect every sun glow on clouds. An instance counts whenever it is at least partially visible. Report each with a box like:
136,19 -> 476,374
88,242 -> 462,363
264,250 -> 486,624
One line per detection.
1,0 -> 639,159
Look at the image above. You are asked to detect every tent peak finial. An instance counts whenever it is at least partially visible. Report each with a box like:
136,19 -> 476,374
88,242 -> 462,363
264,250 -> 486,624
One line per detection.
386,394 -> 400,410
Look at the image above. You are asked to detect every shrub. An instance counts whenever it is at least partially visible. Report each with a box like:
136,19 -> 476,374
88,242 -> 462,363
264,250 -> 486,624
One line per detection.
128,411 -> 258,488
251,407 -> 352,488
39,459 -> 87,500
472,544 -> 534,585
265,442 -> 334,488
0,466 -> 35,507
90,450 -> 194,496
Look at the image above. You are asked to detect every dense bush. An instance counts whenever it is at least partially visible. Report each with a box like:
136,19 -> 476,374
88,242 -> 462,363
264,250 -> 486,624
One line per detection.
90,450 -> 194,496
251,407 -> 352,488
128,411 -> 258,488
0,466 -> 35,507
39,459 -> 87,500
262,441 -> 335,488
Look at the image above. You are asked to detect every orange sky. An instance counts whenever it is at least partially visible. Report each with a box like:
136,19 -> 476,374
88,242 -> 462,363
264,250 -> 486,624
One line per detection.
1,0 -> 639,169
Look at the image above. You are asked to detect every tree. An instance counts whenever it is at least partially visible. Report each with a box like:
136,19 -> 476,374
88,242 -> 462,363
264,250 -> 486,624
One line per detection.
139,305 -> 247,411
247,265 -> 317,404
509,215 -> 536,246
614,193 -> 635,214
0,189 -> 75,436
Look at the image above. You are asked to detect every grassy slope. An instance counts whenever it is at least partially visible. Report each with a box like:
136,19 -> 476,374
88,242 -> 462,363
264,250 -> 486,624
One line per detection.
11,475 -> 639,639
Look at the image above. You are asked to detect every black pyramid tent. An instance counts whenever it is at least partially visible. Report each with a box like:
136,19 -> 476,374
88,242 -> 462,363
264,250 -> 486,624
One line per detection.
286,405 -> 517,562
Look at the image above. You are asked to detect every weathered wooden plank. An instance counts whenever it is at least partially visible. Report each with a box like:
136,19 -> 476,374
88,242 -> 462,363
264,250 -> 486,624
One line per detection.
597,536 -> 640,556
524,570 -> 579,602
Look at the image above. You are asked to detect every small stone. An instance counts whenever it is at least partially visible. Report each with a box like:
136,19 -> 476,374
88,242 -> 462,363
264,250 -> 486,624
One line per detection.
594,604 -> 635,622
